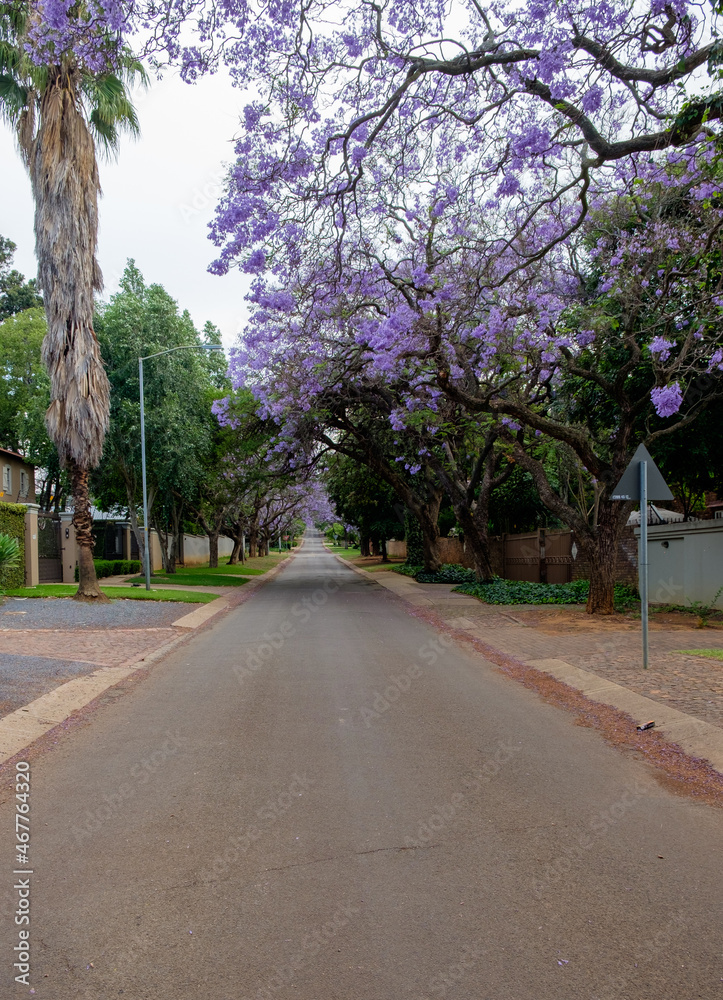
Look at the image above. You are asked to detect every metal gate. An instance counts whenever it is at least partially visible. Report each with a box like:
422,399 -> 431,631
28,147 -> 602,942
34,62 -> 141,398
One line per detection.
501,529 -> 572,584
38,514 -> 62,583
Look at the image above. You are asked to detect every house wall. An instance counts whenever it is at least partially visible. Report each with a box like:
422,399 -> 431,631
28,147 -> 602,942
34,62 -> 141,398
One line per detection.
640,520 -> 723,608
0,452 -> 35,504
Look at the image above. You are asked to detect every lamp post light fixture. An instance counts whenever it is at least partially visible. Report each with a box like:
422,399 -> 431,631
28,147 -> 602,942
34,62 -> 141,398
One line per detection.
139,344 -> 225,591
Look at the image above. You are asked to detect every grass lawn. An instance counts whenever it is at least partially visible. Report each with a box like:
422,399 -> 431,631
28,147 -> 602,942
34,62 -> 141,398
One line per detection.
4,585 -> 218,604
131,573 -> 251,588
325,544 -> 362,558
130,551 -> 293,586
325,544 -> 404,570
677,648 -> 723,660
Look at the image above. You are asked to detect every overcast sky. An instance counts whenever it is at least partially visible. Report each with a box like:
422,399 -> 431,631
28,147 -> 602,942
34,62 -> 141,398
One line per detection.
0,70 -> 252,350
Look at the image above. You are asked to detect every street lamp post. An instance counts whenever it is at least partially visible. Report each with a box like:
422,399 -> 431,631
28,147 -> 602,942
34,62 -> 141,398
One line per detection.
139,344 -> 224,591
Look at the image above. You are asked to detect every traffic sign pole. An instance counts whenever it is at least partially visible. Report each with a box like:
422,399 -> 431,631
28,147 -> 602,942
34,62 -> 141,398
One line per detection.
639,461 -> 649,670
612,444 -> 673,670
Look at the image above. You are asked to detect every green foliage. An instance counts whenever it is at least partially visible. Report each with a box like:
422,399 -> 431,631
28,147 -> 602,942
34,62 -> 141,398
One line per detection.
0,236 -> 42,321
677,649 -> 723,660
415,564 -> 476,584
324,455 -> 404,541
393,563 -> 422,577
454,578 -> 638,607
92,260 -> 228,536
0,502 -> 24,589
0,530 -> 20,588
686,585 -> 723,628
74,558 -> 141,582
488,464 -> 562,534
0,307 -> 53,459
404,509 -> 424,563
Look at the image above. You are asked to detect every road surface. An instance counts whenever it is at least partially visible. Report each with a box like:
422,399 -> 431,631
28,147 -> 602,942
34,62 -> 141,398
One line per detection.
1,530 -> 721,998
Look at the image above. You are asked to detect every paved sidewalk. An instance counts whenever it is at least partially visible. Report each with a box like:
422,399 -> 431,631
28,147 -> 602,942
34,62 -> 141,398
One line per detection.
344,563 -> 723,774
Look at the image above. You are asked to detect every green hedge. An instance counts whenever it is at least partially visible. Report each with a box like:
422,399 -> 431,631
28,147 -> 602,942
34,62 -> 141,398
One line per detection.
454,578 -> 638,607
74,559 -> 142,582
0,502 -> 25,590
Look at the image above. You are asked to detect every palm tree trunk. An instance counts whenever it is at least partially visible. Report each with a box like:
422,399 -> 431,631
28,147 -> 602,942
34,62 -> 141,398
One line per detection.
21,65 -> 110,603
69,458 -> 107,601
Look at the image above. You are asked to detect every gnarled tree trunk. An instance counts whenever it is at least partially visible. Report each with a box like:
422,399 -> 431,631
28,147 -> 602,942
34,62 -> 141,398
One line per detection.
69,459 -> 108,602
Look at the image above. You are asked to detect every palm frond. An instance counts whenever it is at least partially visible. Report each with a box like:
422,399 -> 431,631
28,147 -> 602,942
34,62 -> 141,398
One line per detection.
0,73 -> 27,121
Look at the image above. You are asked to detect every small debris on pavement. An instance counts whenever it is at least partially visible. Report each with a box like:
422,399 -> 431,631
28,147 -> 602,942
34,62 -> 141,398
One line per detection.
636,720 -> 655,731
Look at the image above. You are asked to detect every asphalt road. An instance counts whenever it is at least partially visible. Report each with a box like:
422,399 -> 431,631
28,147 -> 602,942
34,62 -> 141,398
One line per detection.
1,530 -> 721,999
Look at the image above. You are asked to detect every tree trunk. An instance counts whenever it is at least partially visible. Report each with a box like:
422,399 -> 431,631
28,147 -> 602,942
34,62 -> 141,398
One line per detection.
69,459 -> 108,602
209,532 -> 219,569
421,529 -> 442,574
371,537 -> 381,556
229,534 -> 243,565
360,534 -> 370,556
380,537 -> 389,563
249,525 -> 258,559
584,501 -> 625,615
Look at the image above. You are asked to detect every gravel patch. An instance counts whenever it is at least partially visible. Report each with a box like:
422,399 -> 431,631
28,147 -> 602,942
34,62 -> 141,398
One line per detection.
0,653 -> 106,716
0,597 -> 202,631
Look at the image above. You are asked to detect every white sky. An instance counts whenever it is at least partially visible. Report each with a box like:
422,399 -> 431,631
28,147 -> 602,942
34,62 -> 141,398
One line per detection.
0,70 -> 251,351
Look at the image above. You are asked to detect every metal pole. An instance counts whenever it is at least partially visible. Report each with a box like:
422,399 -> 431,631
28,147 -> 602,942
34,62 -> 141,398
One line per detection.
139,358 -> 151,591
639,460 -> 649,669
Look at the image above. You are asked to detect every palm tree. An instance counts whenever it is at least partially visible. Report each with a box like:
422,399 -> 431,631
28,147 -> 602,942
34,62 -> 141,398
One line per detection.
0,2 -> 146,599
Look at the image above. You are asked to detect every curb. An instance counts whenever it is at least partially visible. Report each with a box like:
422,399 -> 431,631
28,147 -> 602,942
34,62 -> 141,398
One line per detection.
342,558 -> 723,778
0,548 -> 302,767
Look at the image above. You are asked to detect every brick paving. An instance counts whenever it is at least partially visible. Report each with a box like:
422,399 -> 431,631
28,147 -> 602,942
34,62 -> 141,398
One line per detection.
372,571 -> 723,730
0,627 -> 179,668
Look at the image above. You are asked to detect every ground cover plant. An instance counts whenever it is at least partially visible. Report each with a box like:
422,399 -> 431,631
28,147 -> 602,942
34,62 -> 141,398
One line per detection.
677,649 -> 723,660
455,579 -> 638,608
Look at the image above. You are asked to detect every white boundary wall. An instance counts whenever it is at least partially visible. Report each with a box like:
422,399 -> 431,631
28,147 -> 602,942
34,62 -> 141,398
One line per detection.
638,520 -> 723,608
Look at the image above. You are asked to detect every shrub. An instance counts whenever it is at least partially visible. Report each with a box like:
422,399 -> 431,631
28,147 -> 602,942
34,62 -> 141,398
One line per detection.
454,578 -> 638,608
74,559 -> 142,582
0,531 -> 21,589
0,502 -> 25,590
416,564 -> 477,584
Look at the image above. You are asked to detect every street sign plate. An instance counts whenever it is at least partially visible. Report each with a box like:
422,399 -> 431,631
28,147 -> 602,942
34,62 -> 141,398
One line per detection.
611,444 -> 674,501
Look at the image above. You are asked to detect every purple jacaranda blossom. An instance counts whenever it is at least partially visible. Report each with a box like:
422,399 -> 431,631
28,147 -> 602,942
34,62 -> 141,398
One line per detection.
649,337 -> 673,362
651,382 -> 683,418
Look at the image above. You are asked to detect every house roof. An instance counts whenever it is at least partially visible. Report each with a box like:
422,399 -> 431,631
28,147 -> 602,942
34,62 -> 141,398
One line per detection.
0,447 -> 34,466
627,505 -> 685,526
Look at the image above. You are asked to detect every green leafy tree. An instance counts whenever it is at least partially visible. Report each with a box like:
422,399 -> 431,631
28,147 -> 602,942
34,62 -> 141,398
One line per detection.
325,455 -> 403,560
92,261 -> 224,572
0,305 -> 68,510
0,236 -> 42,320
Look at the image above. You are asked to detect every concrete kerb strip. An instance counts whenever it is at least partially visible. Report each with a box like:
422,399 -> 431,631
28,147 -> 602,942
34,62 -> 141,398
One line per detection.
340,556 -> 723,777
0,548 -> 302,766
